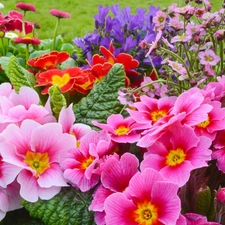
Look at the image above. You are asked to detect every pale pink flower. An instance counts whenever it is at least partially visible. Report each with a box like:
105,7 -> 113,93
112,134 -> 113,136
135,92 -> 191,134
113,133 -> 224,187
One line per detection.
213,29 -> 225,41
104,168 -> 181,225
169,18 -> 184,30
92,114 -> 143,143
61,130 -> 113,192
58,104 -> 92,147
171,32 -> 192,43
0,120 -> 76,202
141,122 -> 212,187
198,49 -> 220,66
145,29 -> 162,57
0,181 -> 22,221
167,60 -> 187,76
152,11 -> 167,29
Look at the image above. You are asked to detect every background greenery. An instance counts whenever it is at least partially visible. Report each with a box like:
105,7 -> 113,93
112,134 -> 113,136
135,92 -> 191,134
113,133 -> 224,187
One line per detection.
0,0 -> 223,43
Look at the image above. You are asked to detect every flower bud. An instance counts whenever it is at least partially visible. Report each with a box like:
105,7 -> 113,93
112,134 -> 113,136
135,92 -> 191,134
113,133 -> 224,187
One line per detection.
216,188 -> 225,203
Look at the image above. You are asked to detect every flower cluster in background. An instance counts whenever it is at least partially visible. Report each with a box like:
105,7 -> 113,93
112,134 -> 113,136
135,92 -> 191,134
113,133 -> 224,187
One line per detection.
0,1 -> 225,225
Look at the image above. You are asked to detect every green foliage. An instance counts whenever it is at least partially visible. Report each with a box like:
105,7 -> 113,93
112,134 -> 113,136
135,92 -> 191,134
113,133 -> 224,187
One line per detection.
73,63 -> 125,128
0,56 -> 34,92
49,85 -> 67,119
196,186 -> 215,219
1,0 -> 222,43
21,187 -> 96,225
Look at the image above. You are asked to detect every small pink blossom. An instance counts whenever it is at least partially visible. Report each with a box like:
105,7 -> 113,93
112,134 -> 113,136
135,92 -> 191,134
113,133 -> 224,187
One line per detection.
167,60 -> 188,76
171,32 -> 192,43
152,11 -> 167,29
198,49 -> 220,66
92,114 -> 143,143
49,9 -> 70,19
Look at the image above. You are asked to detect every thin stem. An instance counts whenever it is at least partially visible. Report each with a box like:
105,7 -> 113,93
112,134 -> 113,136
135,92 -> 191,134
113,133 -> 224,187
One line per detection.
220,41 -> 224,72
0,38 -> 5,56
25,44 -> 30,69
160,46 -> 193,79
52,18 -> 60,50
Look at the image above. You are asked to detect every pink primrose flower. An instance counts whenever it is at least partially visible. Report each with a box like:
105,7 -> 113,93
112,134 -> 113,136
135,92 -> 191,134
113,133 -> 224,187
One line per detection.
0,85 -> 55,130
58,104 -> 92,147
204,64 -> 216,77
127,95 -> 176,127
194,7 -> 206,19
183,213 -> 220,225
104,168 -> 181,225
0,120 -> 76,202
194,101 -> 225,140
198,49 -> 220,66
0,181 -> 22,221
89,153 -> 139,225
141,122 -> 212,187
61,130 -> 113,192
212,146 -> 225,173
171,87 -> 213,126
92,114 -> 143,143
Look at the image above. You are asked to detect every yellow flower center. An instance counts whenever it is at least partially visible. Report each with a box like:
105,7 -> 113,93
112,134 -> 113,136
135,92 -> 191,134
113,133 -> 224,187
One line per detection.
166,148 -> 186,166
133,201 -> 158,225
114,126 -> 130,136
24,151 -> 50,178
197,116 -> 210,128
51,73 -> 70,87
205,56 -> 213,62
80,156 -> 94,169
158,16 -> 165,23
150,110 -> 167,122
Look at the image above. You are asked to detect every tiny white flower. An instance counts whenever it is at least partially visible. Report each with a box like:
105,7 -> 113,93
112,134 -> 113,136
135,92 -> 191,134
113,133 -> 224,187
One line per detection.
0,3 -> 4,9
4,32 -> 18,39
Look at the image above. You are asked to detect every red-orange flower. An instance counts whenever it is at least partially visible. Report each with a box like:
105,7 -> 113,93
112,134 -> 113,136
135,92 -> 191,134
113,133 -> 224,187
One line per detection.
87,42 -> 139,85
36,67 -> 96,95
28,51 -> 70,70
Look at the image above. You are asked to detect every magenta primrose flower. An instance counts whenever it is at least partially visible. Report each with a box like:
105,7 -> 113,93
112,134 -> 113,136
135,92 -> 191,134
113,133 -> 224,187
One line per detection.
141,122 -> 212,187
198,49 -> 221,66
0,120 -> 76,202
104,168 -> 181,225
92,114 -> 143,143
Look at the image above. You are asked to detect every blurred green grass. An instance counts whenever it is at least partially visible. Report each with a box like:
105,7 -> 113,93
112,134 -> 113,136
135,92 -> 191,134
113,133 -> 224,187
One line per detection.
1,0 -> 223,44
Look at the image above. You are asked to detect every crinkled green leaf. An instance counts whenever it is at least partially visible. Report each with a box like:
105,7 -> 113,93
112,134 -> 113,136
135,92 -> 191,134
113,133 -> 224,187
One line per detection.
73,63 -> 125,128
2,56 -> 33,92
49,85 -> 67,119
29,50 -> 50,60
60,58 -> 76,70
196,186 -> 212,215
21,187 -> 96,225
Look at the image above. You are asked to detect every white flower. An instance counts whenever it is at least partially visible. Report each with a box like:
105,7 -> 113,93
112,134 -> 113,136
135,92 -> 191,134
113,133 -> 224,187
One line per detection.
4,32 -> 18,39
0,3 -> 4,9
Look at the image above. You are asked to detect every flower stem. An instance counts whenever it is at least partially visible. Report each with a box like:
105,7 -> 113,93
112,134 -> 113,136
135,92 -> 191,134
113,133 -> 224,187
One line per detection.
220,41 -> 224,72
160,47 -> 193,79
0,38 -> 5,56
26,44 -> 30,69
52,18 -> 60,50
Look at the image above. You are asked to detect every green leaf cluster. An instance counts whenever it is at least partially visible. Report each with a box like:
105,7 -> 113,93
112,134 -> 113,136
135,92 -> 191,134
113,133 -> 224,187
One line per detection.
73,63 -> 125,128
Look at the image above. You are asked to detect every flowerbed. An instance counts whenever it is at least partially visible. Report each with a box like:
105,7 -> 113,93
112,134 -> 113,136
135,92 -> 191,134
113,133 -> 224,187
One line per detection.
0,0 -> 225,224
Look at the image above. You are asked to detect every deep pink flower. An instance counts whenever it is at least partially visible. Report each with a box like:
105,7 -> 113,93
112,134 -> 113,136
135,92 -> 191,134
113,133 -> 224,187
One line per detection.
216,187 -> 225,203
194,101 -> 225,140
16,2 -> 36,12
61,130 -> 113,192
89,153 -> 139,225
141,122 -> 212,187
0,120 -> 76,202
92,114 -> 143,143
104,168 -> 181,225
183,213 -> 220,225
198,49 -> 220,66
49,9 -> 70,19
